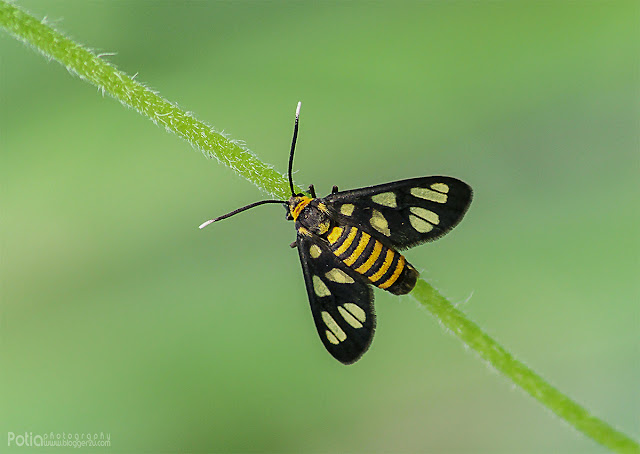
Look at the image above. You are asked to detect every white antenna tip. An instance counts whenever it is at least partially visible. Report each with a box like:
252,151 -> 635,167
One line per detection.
296,101 -> 301,118
198,220 -> 214,229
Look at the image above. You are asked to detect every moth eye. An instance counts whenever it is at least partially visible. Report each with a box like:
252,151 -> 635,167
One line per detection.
371,192 -> 397,208
370,210 -> 391,236
312,275 -> 331,297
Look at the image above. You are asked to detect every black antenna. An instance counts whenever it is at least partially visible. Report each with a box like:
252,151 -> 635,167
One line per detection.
287,101 -> 302,196
199,102 -> 301,230
199,199 -> 284,229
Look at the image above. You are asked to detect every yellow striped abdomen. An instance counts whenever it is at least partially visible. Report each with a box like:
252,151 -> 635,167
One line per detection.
325,226 -> 418,295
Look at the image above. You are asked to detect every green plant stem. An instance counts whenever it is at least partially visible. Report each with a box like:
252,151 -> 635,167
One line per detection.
411,279 -> 638,453
0,1 -> 297,201
1,3 -> 637,453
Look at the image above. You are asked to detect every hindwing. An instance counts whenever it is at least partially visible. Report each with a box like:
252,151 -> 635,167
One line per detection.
296,234 -> 375,364
323,176 -> 472,250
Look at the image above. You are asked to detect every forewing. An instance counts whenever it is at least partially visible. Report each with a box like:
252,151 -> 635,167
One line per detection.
324,176 -> 472,250
296,234 -> 375,364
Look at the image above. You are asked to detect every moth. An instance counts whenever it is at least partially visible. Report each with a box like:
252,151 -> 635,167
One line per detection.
200,103 -> 472,364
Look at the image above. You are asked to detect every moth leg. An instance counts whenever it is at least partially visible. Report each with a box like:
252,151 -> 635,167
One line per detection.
290,241 -> 297,248
308,184 -> 317,198
332,185 -> 339,194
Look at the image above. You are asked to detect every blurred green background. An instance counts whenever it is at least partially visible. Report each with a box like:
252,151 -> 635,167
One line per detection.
1,1 -> 638,452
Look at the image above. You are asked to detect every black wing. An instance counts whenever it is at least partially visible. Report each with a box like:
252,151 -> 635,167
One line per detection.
296,233 -> 375,364
323,176 -> 472,250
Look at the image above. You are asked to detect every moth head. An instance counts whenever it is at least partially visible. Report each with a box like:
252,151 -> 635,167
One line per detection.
286,194 -> 311,221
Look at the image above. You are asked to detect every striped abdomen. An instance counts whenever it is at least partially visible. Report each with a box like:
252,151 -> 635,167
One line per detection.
325,225 -> 418,295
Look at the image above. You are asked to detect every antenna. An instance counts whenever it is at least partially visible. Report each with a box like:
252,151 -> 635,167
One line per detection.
287,101 -> 302,196
199,102 -> 302,230
199,199 -> 284,229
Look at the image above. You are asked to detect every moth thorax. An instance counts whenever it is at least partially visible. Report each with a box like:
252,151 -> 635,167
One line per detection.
296,203 -> 331,235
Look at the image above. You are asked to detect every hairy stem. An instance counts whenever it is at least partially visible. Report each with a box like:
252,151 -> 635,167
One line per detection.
411,279 -> 638,453
0,1 -> 296,200
1,2 -> 637,452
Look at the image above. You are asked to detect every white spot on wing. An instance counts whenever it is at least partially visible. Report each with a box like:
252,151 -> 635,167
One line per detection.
370,210 -> 391,236
410,207 -> 440,225
313,275 -> 331,297
326,330 -> 340,344
411,187 -> 448,203
309,244 -> 322,258
344,303 -> 366,323
371,192 -> 397,208
340,204 -> 355,216
431,183 -> 449,193
322,311 -> 347,342
338,306 -> 363,329
325,268 -> 355,284
410,215 -> 434,233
